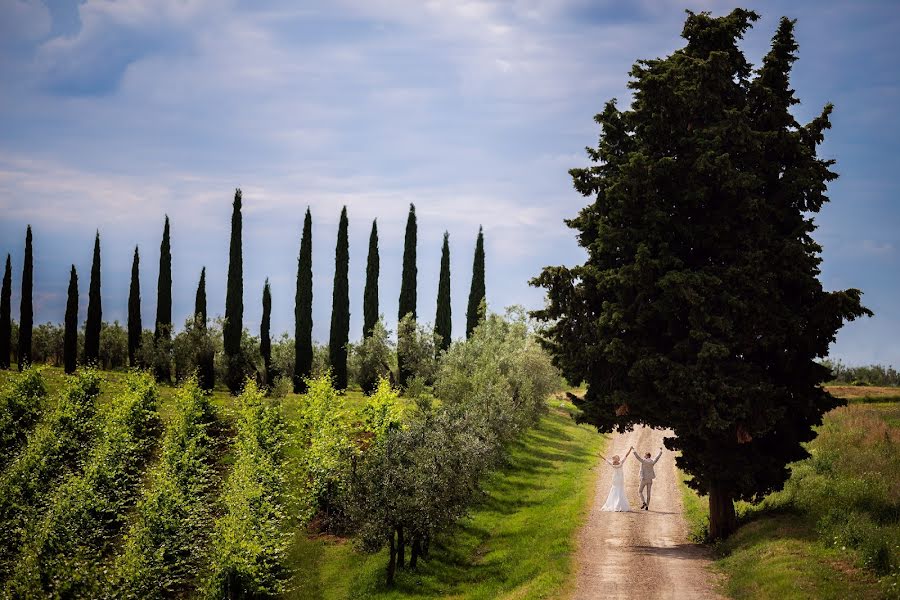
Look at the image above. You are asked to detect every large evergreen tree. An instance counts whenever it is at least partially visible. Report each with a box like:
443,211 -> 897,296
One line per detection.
84,231 -> 102,365
330,207 -> 350,390
465,226 -> 485,339
363,219 -> 379,338
0,254 -> 11,369
195,267 -> 215,391
155,216 -> 172,340
17,226 -> 33,370
397,204 -> 417,386
64,265 -> 78,374
531,10 -> 871,539
224,189 -> 244,393
127,246 -> 142,367
434,231 -> 451,353
261,278 -> 272,385
294,208 -> 313,393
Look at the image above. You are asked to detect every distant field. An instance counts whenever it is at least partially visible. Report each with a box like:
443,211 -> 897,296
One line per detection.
826,385 -> 900,403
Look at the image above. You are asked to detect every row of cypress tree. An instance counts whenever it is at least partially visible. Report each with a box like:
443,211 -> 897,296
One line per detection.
0,194 -> 488,395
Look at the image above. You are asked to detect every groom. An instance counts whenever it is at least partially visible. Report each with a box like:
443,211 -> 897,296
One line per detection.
633,447 -> 664,510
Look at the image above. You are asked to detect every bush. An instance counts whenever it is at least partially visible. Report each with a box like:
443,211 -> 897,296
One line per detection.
397,314 -> 438,387
203,381 -> 288,598
99,320 -> 129,370
351,320 -> 395,394
7,373 -> 161,598
0,367 -> 47,465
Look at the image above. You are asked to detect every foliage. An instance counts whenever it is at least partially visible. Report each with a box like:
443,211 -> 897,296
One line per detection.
398,203 -> 417,387
64,265 -> 78,373
173,316 -> 217,383
6,373 -> 161,598
99,321 -> 129,371
435,231 -> 452,353
203,381 -> 288,598
397,314 -> 438,387
295,207 -> 314,393
0,367 -> 47,466
155,216 -> 173,348
465,226 -> 485,339
18,225 -> 33,369
0,370 -> 101,578
128,246 -> 142,367
530,9 -> 872,538
261,278 -> 273,384
194,267 -> 215,390
351,320 -> 395,395
85,231 -> 102,365
111,377 -> 218,598
1,254 -> 12,369
822,360 -> 900,387
330,206 -> 351,390
224,189 -> 244,393
364,219 -> 380,338
271,332 -> 295,382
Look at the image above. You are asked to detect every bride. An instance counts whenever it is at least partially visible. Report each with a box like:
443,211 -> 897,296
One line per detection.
600,446 -> 633,512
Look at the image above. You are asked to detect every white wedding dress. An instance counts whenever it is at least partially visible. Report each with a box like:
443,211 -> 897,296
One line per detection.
600,456 -> 631,512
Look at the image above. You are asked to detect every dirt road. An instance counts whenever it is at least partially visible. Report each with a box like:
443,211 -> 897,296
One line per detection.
572,426 -> 722,600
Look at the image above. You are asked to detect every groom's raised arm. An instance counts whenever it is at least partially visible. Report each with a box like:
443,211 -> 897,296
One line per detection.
632,449 -> 643,462
653,448 -> 663,464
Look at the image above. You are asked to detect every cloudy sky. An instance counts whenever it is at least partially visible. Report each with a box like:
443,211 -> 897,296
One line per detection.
1,0 -> 898,366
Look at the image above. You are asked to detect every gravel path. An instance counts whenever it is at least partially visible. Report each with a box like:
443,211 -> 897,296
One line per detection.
572,426 -> 723,600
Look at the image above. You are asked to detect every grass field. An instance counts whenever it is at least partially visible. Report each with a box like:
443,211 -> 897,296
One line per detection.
826,384 -> 900,403
284,394 -> 606,600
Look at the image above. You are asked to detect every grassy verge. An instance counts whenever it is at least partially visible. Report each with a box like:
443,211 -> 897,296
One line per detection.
827,385 -> 900,404
284,394 -> 606,600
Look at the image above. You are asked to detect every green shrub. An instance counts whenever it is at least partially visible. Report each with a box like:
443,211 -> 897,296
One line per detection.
350,320 -> 395,395
0,367 -> 47,465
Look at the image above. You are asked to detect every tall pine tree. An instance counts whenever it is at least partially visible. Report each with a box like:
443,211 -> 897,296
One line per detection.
330,207 -> 350,390
127,246 -> 142,367
195,267 -> 215,391
435,231 -> 452,353
363,219 -> 379,338
17,226 -> 33,370
224,189 -> 244,393
64,265 -> 78,374
84,231 -> 102,366
155,216 -> 172,341
397,204 -> 417,386
0,254 -> 11,369
294,208 -> 313,393
531,10 -> 872,539
465,226 -> 485,338
261,278 -> 272,385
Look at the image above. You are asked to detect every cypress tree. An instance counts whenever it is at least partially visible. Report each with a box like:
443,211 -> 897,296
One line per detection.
397,204 -> 417,386
465,226 -> 485,339
127,246 -> 142,367
294,208 -> 313,393
224,189 -> 244,393
195,267 -> 215,391
84,231 -> 102,365
531,10 -> 872,539
363,219 -> 379,338
17,226 -> 33,370
261,278 -> 272,385
155,216 -> 172,339
330,207 -> 350,390
64,265 -> 78,374
0,254 -> 11,369
435,231 -> 451,353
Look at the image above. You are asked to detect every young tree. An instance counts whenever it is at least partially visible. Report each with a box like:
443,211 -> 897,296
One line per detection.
261,278 -> 272,385
195,267 -> 215,390
397,204 -> 417,386
465,226 -> 485,339
18,226 -> 34,370
224,189 -> 244,393
295,208 -> 313,393
363,219 -> 379,339
84,231 -> 102,366
127,246 -> 142,367
330,207 -> 350,390
0,254 -> 11,369
64,266 -> 78,374
434,231 -> 451,353
530,10 -> 872,539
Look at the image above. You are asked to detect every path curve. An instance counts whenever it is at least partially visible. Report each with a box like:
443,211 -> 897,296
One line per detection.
572,426 -> 722,600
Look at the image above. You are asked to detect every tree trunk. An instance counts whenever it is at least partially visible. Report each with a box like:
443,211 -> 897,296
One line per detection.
708,481 -> 737,540
422,534 -> 430,558
397,525 -> 405,569
410,536 -> 421,569
387,531 -> 397,586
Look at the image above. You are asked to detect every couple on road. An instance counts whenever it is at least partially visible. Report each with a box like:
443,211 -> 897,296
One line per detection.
600,446 -> 663,512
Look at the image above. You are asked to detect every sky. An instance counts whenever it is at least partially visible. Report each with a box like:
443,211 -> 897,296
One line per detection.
0,0 -> 898,366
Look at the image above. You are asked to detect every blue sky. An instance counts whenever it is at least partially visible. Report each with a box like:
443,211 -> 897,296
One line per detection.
0,0 -> 898,366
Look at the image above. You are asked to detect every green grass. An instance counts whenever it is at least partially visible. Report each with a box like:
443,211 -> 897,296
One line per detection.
284,394 -> 606,600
